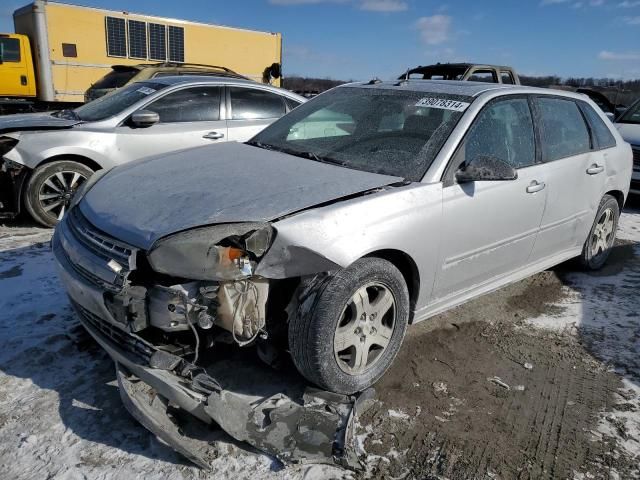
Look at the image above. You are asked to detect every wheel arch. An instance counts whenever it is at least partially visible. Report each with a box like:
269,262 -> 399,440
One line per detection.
37,154 -> 103,172
604,189 -> 625,211
363,249 -> 420,317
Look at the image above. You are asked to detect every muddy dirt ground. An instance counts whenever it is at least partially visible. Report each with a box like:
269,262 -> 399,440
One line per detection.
0,208 -> 639,479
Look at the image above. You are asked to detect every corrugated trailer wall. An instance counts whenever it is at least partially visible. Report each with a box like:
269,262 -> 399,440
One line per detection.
18,1 -> 282,103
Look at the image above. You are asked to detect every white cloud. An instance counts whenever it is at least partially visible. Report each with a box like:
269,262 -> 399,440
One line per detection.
618,0 -> 640,6
415,15 -> 452,45
590,0 -> 605,5
540,0 -> 572,5
598,50 -> 640,60
622,14 -> 640,22
360,0 -> 407,11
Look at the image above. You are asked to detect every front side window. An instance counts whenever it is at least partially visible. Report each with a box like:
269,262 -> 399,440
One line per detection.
537,97 -> 590,161
250,86 -> 472,180
74,81 -> 167,122
456,97 -> 536,170
580,102 -> 617,150
147,86 -> 222,122
0,38 -> 21,62
230,88 -> 286,120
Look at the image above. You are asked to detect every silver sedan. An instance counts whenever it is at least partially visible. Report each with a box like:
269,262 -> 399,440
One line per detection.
0,76 -> 304,226
51,80 -> 632,460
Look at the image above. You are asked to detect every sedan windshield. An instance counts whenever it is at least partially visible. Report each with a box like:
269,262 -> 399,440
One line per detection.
617,99 -> 640,125
72,82 -> 167,122
249,86 -> 472,180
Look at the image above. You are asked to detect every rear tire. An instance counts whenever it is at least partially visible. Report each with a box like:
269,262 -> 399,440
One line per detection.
288,258 -> 410,394
23,161 -> 93,227
578,194 -> 619,270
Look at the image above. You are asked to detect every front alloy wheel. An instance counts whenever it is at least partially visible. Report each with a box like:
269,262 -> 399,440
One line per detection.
333,283 -> 396,375
288,257 -> 410,394
24,160 -> 93,227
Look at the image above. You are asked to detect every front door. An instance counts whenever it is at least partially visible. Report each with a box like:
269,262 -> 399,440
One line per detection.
0,36 -> 34,97
433,96 -> 548,301
115,86 -> 227,162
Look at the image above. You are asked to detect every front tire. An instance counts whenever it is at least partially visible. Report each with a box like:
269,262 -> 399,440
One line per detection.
288,258 -> 410,394
578,194 -> 620,270
24,161 -> 93,227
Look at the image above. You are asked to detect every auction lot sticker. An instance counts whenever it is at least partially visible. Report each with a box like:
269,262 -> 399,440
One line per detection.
415,97 -> 470,112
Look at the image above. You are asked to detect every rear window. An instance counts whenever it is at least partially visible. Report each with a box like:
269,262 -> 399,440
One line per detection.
536,97 -> 590,161
579,102 -> 617,150
90,69 -> 138,90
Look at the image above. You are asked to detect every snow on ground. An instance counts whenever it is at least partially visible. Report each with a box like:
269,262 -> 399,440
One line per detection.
528,208 -> 640,463
0,225 -> 349,480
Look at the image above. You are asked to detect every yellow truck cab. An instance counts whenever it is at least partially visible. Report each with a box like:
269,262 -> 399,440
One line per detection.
0,34 -> 37,99
0,1 -> 283,113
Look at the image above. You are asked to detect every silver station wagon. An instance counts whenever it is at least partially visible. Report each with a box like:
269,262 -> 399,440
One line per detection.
52,80 -> 632,463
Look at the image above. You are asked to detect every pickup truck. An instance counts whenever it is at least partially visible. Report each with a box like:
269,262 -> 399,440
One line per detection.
400,63 -> 520,85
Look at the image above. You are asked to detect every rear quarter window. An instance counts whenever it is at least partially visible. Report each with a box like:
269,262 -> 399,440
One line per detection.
536,97 -> 591,161
579,102 -> 617,150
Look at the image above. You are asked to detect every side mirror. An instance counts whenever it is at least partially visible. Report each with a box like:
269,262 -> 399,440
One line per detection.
130,110 -> 159,128
455,155 -> 517,183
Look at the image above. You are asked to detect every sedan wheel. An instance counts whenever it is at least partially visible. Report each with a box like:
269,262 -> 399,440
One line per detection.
334,283 -> 396,375
24,161 -> 94,227
579,194 -> 620,270
288,257 -> 410,394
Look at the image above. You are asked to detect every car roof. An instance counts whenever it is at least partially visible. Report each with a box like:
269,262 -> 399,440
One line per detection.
143,75 -> 306,100
340,79 -> 585,100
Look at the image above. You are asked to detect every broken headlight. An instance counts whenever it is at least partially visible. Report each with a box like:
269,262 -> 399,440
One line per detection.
147,223 -> 274,281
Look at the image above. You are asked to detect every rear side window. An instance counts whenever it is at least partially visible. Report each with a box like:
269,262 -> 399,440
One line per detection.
148,87 -> 222,122
579,102 -> 617,150
500,71 -> 515,84
0,37 -> 20,62
91,69 -> 138,89
536,97 -> 590,161
230,88 -> 286,120
458,97 -> 536,169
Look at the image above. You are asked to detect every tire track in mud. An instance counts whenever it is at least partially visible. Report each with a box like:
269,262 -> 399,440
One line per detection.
358,322 -> 634,479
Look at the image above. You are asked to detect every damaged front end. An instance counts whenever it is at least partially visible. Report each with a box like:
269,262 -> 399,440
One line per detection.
52,206 -> 371,469
0,137 -> 27,219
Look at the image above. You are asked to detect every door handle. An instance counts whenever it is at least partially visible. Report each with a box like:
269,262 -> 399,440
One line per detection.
586,164 -> 604,175
203,131 -> 224,140
526,180 -> 546,193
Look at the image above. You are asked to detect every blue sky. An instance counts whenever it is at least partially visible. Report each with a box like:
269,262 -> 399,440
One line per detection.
1,0 -> 639,80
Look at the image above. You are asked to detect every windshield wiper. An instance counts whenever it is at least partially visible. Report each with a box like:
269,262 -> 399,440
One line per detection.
245,141 -> 348,167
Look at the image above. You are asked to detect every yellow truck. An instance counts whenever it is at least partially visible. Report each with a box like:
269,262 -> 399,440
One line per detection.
0,1 -> 283,112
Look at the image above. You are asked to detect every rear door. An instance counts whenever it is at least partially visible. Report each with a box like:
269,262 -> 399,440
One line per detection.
433,96 -> 548,300
114,85 -> 227,161
528,96 -> 606,262
0,35 -> 33,97
225,87 -> 296,142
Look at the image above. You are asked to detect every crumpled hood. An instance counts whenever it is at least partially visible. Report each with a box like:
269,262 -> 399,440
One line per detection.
0,112 -> 81,134
80,142 -> 402,249
616,123 -> 640,147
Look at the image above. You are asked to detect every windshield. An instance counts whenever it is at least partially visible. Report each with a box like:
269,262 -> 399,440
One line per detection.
618,99 -> 640,125
72,82 -> 166,122
249,86 -> 472,180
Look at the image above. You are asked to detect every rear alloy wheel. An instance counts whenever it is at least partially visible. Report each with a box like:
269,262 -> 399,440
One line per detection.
288,257 -> 409,394
24,161 -> 93,227
579,194 -> 620,270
